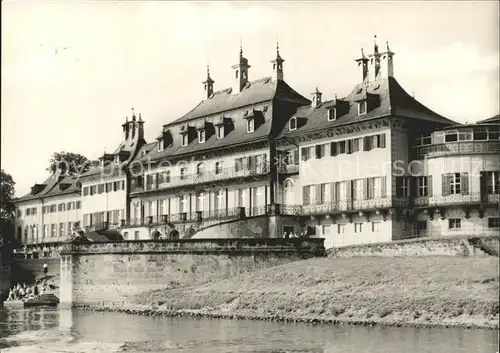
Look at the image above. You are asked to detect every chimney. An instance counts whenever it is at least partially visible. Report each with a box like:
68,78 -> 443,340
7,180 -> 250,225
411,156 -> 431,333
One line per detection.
311,87 -> 322,108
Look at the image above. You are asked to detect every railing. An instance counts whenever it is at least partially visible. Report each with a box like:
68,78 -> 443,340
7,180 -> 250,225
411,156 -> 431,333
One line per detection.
279,163 -> 299,174
282,197 -> 405,216
122,207 -> 245,228
414,140 -> 500,158
133,165 -> 269,193
413,193 -> 499,207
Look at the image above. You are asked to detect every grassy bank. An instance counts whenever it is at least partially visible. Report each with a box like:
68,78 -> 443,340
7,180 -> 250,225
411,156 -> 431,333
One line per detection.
122,256 -> 499,329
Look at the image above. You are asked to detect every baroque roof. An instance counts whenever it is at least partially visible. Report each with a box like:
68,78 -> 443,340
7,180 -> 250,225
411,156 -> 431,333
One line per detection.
281,77 -> 456,138
15,174 -> 80,203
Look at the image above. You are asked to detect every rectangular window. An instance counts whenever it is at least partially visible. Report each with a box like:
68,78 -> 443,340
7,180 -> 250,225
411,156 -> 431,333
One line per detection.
354,223 -> 363,233
450,173 -> 461,194
158,140 -> 164,152
372,222 -> 381,232
134,231 -> 139,240
98,184 -> 105,194
473,127 -> 488,140
458,129 -> 473,141
51,224 -> 56,237
216,125 -> 224,139
328,108 -> 336,121
315,144 -> 325,159
83,187 -> 89,196
90,185 -> 97,195
320,183 -> 329,204
50,205 -> 56,213
448,218 -> 461,230
301,147 -> 309,161
418,176 -> 428,197
337,224 -> 345,234
165,171 -> 171,183
67,202 -> 72,210
414,221 -> 427,236
198,129 -> 206,143
445,130 -> 458,142
352,138 -> 361,152
26,208 -> 30,216
488,217 -> 500,228
75,201 -> 81,209
59,223 -> 64,237
123,232 -> 129,240
289,117 -> 297,130
358,101 -> 367,115
338,141 -> 346,154
247,119 -> 255,133
181,134 -> 188,147
43,225 -> 48,238
353,179 -> 364,200
180,167 -> 188,180
215,162 -> 223,174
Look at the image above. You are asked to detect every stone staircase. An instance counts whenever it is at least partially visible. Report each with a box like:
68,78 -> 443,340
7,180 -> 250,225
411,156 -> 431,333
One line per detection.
469,237 -> 499,257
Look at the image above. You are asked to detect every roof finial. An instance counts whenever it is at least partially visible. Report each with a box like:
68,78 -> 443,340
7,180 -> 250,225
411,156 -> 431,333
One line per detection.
131,107 -> 136,121
276,37 -> 280,54
239,37 -> 243,57
386,41 -> 392,52
138,113 -> 143,122
373,33 -> 379,54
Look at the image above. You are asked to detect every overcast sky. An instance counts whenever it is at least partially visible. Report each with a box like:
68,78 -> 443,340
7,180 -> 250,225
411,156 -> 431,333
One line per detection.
2,1 -> 499,197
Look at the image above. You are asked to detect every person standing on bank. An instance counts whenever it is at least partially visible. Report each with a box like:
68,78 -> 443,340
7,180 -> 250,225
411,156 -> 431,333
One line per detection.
43,262 -> 48,275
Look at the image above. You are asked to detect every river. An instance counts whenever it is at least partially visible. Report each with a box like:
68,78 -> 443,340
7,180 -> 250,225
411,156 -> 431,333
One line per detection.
0,307 -> 497,352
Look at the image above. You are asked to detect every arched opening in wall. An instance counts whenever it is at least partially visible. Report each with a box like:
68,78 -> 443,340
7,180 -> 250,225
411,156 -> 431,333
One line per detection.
283,178 -> 295,205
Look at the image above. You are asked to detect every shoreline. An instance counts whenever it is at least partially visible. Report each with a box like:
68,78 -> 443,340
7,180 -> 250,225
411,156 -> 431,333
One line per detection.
74,304 -> 499,330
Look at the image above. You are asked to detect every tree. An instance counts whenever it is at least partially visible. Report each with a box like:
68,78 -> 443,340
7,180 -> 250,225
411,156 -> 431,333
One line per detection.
0,169 -> 16,256
46,151 -> 99,177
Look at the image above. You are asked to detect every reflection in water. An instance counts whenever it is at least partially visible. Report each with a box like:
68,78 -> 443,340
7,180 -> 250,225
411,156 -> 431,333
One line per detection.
0,308 -> 498,353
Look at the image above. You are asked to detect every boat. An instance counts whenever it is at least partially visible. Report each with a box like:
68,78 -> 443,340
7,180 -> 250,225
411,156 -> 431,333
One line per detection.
4,293 -> 59,309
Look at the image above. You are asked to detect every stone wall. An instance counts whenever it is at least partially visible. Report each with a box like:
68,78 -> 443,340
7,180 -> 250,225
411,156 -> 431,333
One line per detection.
329,234 -> 499,258
0,265 -> 10,301
192,216 -> 269,239
60,238 -> 325,308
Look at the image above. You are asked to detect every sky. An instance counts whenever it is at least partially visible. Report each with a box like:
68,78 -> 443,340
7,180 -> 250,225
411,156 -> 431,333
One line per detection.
1,1 -> 499,197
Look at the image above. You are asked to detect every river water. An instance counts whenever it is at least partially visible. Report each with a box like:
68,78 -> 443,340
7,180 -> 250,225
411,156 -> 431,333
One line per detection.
0,307 -> 497,352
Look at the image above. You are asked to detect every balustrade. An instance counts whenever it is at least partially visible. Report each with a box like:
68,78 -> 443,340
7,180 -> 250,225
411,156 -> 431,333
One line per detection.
414,140 -> 500,158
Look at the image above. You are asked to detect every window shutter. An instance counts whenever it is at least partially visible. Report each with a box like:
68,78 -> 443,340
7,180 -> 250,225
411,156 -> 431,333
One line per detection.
303,186 -> 310,205
315,185 -> 322,204
442,174 -> 451,196
461,173 -> 469,195
330,142 -> 338,156
293,150 -> 299,165
235,158 -> 240,172
427,176 -> 433,196
363,137 -> 371,151
381,176 -> 387,197
479,172 -> 487,201
410,177 -> 418,197
379,134 -> 386,148
363,179 -> 369,199
248,156 -> 254,171
346,180 -> 352,200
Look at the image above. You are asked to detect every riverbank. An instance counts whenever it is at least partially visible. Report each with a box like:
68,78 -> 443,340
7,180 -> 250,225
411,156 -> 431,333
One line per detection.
82,256 -> 499,330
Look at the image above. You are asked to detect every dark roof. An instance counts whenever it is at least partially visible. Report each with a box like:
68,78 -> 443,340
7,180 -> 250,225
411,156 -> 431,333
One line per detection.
15,174 -> 80,203
477,114 -> 500,124
135,78 -> 310,162
281,77 -> 456,137
170,77 -> 310,124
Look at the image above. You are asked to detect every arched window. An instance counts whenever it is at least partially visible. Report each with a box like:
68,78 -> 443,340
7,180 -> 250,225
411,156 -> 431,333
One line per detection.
289,117 -> 297,131
196,162 -> 204,176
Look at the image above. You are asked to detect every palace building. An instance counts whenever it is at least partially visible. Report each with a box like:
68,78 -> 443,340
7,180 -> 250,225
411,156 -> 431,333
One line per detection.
13,38 -> 500,252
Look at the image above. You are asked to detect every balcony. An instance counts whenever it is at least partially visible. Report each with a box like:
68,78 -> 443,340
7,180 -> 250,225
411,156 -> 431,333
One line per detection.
413,193 -> 499,207
414,140 -> 500,159
122,207 -> 245,228
133,165 -> 269,193
279,163 -> 299,174
282,197 -> 405,217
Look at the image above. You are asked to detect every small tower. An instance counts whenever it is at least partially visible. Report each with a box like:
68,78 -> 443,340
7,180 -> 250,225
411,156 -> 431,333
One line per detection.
355,47 -> 369,83
122,115 -> 129,140
368,34 -> 381,81
202,65 -> 215,99
311,87 -> 322,108
379,41 -> 395,78
271,41 -> 284,81
231,43 -> 250,94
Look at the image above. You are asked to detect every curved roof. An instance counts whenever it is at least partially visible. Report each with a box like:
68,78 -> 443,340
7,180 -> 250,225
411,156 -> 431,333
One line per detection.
15,174 -> 80,203
281,77 -> 456,137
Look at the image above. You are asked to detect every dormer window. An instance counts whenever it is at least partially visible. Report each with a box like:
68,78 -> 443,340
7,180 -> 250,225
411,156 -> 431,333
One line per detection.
141,150 -> 147,156
114,155 -> 120,165
158,140 -> 164,152
289,117 -> 297,131
328,108 -> 336,121
198,130 -> 206,143
247,118 -> 255,133
181,134 -> 188,147
216,125 -> 224,139
358,101 -> 367,115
